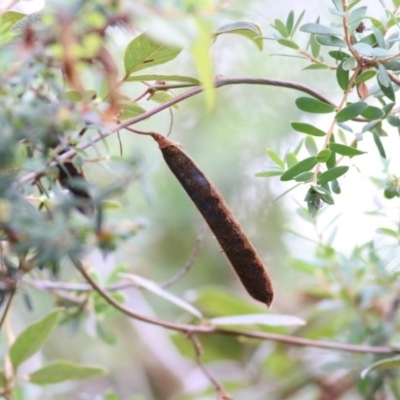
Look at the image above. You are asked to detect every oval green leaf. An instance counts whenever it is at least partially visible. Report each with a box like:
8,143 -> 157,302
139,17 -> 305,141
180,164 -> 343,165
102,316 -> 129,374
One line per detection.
10,310 -> 60,368
295,97 -> 336,114
335,101 -> 368,122
291,122 -> 326,136
215,21 -> 263,51
124,33 -> 182,76
360,106 -> 384,120
300,23 -> 339,35
317,149 -> 332,162
281,157 -> 318,181
329,143 -> 366,156
29,361 -> 106,384
317,166 -> 349,184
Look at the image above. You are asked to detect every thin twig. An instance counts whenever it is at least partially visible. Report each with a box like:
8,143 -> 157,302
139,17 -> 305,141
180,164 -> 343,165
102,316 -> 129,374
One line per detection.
188,334 -> 232,400
19,76 -> 355,186
161,224 -> 206,288
0,291 -> 15,332
69,254 -> 399,355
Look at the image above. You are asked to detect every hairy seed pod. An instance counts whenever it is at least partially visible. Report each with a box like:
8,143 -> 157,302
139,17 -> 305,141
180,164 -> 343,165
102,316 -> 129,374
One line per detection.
152,134 -> 274,307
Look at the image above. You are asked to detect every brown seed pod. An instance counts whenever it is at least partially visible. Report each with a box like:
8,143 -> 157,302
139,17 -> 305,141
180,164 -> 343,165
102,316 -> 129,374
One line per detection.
152,133 -> 274,307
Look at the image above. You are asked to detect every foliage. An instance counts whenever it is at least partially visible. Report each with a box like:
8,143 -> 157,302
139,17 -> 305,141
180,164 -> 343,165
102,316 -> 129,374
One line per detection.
1,0 -> 400,399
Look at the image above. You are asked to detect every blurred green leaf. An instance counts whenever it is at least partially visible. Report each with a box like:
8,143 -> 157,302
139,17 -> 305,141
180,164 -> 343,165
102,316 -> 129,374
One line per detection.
215,21 -> 263,51
336,59 -> 349,91
267,148 -> 285,168
317,149 -> 332,162
210,314 -> 306,327
329,143 -> 366,157
29,361 -> 106,384
192,19 -> 215,109
355,69 -> 377,83
10,310 -> 60,368
120,273 -> 202,318
336,102 -> 368,122
318,166 -> 349,184
281,157 -> 318,181
291,122 -> 326,136
361,356 -> 400,379
277,38 -> 299,49
124,33 -> 181,76
295,97 -> 336,114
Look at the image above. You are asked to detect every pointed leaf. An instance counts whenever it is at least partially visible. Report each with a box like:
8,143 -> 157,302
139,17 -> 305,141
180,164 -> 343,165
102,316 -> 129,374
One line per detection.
335,102 -> 368,122
210,313 -> 305,327
291,122 -> 326,137
295,97 -> 336,114
126,74 -> 200,84
266,149 -> 285,168
215,21 -> 263,51
120,273 -> 202,318
29,361 -> 106,384
281,157 -> 318,181
329,143 -> 366,156
10,310 -> 60,368
361,356 -> 400,379
317,166 -> 349,184
124,33 -> 182,76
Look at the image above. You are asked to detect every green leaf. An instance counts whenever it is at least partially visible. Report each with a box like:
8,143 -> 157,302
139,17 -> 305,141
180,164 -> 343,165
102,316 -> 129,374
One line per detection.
119,273 -> 202,318
125,74 -> 200,84
372,131 -> 386,158
317,149 -> 332,162
294,171 -> 314,182
305,136 -> 318,156
210,314 -> 305,327
295,97 -> 336,114
300,23 -> 339,35
286,11 -> 295,35
378,63 -> 390,87
329,143 -> 365,157
29,361 -> 106,384
361,356 -> 400,379
291,122 -> 326,136
272,19 -> 289,37
336,59 -> 349,91
215,21 -> 263,51
192,19 -> 215,110
355,69 -> 377,83
0,11 -> 25,33
315,35 -> 346,47
281,157 -> 318,181
255,168 -> 283,178
124,33 -> 182,76
360,106 -> 384,120
317,166 -> 349,184
378,78 -> 395,101
10,310 -> 60,368
277,38 -> 299,49
285,152 -> 298,168
120,103 -> 146,120
266,149 -> 285,168
148,91 -> 178,108
335,102 -> 368,122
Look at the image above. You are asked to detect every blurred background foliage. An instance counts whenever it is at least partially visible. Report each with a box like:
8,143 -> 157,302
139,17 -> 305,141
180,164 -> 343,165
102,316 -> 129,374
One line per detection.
2,0 -> 400,399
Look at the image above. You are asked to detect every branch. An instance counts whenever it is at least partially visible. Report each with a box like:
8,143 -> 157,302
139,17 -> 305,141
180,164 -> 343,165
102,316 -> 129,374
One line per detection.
19,77 -> 340,185
68,255 -> 398,355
